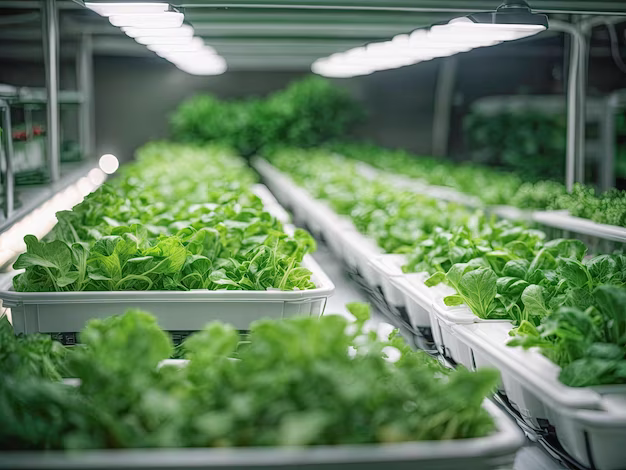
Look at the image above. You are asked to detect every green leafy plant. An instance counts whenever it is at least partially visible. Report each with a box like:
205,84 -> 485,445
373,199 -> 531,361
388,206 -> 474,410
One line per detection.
171,77 -> 363,156
13,143 -> 316,292
0,307 -> 499,450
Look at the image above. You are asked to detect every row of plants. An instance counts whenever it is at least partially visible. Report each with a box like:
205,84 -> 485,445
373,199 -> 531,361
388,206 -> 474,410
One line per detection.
1,306 -> 499,450
13,142 -> 317,293
171,77 -> 626,227
329,142 -> 626,227
267,148 -> 626,387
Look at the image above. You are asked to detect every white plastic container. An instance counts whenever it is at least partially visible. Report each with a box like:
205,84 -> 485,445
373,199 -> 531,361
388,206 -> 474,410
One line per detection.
1,255 -> 334,340
0,400 -> 524,470
453,322 -> 626,470
368,254 -> 408,307
430,297 -> 512,367
338,230 -> 382,287
390,273 -> 456,333
533,210 -> 626,244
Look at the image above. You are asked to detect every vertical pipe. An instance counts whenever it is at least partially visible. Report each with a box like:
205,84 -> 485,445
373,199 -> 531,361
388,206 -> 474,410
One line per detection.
78,33 -> 94,160
432,57 -> 458,157
0,101 -> 15,219
42,0 -> 60,182
600,94 -> 618,191
551,21 -> 582,192
576,32 -> 588,184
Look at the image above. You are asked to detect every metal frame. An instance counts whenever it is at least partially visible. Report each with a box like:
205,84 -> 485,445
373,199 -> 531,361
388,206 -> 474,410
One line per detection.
78,32 -> 95,160
0,99 -> 15,219
431,57 -> 457,157
600,90 -> 626,191
42,0 -> 60,183
0,1 -> 95,228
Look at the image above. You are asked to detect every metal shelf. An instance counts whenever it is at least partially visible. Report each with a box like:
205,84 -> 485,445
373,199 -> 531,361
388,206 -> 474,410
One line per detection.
0,160 -> 99,233
0,85 -> 84,105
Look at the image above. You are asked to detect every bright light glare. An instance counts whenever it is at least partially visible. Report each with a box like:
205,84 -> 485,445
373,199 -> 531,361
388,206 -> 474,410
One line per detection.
312,15 -> 546,78
123,24 -> 193,39
88,168 -> 107,186
147,37 -> 207,54
0,168 -> 104,268
135,36 -> 193,46
85,2 -> 168,17
99,154 -> 119,174
173,54 -> 227,75
109,12 -> 184,28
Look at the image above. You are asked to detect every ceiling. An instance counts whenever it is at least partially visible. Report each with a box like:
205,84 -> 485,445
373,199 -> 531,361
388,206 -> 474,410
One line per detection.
0,0 -> 625,70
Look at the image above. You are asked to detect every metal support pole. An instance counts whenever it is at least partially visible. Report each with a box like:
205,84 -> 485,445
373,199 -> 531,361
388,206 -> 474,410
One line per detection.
42,0 -> 60,182
576,33 -> 588,184
432,57 -> 458,157
0,100 -> 15,219
551,20 -> 586,192
78,32 -> 94,160
601,94 -> 617,191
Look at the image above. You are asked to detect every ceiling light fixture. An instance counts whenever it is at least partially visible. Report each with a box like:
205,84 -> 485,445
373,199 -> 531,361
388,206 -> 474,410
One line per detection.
109,11 -> 184,28
312,0 -> 548,78
123,24 -> 194,39
84,2 -> 168,16
83,2 -> 227,76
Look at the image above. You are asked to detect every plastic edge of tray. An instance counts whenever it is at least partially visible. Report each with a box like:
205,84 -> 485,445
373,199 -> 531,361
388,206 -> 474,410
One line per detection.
0,400 -> 523,470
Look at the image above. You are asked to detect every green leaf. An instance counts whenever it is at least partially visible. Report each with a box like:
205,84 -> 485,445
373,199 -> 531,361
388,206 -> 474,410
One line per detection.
443,295 -> 464,307
521,284 -> 550,318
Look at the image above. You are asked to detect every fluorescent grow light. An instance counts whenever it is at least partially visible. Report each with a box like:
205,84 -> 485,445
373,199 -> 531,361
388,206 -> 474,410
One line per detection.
85,2 -> 168,17
312,0 -> 547,78
135,36 -> 193,46
82,1 -> 227,76
147,37 -> 207,54
109,12 -> 184,28
123,24 -> 194,39
176,59 -> 227,76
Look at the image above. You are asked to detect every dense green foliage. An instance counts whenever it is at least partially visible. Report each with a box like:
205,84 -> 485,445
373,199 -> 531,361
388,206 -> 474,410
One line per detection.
13,142 -> 316,292
269,148 -> 472,253
328,142 -> 626,227
268,147 -> 626,386
509,285 -> 626,387
329,142 -> 522,206
0,307 -> 499,450
171,77 -> 363,156
464,110 -> 567,181
466,108 -> 626,184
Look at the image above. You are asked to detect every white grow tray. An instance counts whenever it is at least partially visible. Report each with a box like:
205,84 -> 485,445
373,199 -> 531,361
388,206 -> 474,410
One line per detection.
454,321 -> 626,470
0,400 -> 523,470
368,254 -> 408,307
390,273 -> 455,332
1,254 -> 334,339
430,296 -> 512,366
1,184 -> 335,339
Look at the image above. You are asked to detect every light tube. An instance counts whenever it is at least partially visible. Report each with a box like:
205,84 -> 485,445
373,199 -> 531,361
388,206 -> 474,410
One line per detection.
109,12 -> 184,28
123,24 -> 193,39
147,37 -> 207,54
85,2 -> 168,17
135,36 -> 193,46
311,1 -> 548,78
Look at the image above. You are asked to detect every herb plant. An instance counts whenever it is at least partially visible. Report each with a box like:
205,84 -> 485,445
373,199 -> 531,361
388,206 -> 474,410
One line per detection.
0,307 -> 499,450
13,143 -> 316,292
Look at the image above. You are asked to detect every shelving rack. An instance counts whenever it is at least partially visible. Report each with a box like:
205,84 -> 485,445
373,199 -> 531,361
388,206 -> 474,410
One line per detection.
0,0 -> 95,234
